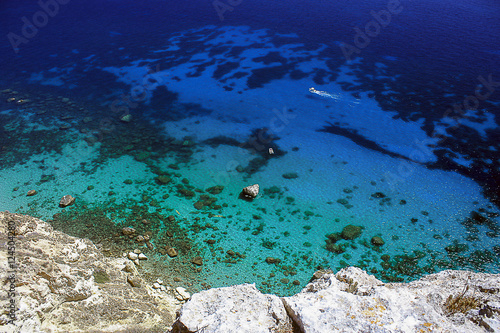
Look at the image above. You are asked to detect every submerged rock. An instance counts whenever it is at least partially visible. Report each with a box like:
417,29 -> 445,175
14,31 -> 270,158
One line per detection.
120,114 -> 132,122
282,172 -> 299,179
371,236 -> 385,246
191,256 -> 203,266
167,247 -> 178,257
122,227 -> 136,235
156,175 -> 172,184
206,185 -> 224,194
341,224 -> 363,240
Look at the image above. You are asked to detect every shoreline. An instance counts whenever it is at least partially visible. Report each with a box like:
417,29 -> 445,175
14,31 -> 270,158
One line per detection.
1,211 -> 499,332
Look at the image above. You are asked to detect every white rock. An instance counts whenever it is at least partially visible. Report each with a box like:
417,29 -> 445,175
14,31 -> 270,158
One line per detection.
138,253 -> 147,260
0,211 -> 182,333
241,184 -> 259,199
175,287 -> 190,301
282,267 -> 499,333
156,278 -> 163,285
127,252 -> 138,260
173,284 -> 291,333
173,267 -> 500,333
59,195 -> 76,207
160,286 -> 167,292
133,259 -> 140,266
153,282 -> 161,289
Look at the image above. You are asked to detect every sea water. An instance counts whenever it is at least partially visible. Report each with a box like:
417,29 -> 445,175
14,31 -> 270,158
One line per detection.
0,0 -> 499,296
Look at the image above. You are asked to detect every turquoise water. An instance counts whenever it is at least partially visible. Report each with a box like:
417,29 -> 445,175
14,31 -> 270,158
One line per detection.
1,0 -> 499,296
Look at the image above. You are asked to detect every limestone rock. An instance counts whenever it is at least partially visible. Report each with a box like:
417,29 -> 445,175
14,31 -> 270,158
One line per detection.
173,266 -> 500,333
282,267 -> 500,333
59,195 -> 75,208
123,261 -> 136,273
128,252 -> 138,260
175,287 -> 191,301
127,275 -> 142,288
0,212 -> 180,332
172,284 -> 292,333
241,184 -> 259,199
3,212 -> 500,333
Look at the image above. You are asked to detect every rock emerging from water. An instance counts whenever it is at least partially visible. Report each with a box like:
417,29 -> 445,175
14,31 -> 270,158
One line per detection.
241,184 -> 259,200
59,194 -> 75,207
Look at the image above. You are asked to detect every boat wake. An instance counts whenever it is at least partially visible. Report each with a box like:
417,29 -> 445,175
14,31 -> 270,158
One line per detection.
309,87 -> 360,105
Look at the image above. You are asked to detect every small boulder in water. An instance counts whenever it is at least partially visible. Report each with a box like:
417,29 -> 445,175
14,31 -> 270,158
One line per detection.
241,184 -> 259,200
371,236 -> 385,246
59,195 -> 75,208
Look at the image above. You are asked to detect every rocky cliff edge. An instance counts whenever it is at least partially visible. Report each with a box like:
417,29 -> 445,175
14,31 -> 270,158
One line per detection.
1,212 -> 499,333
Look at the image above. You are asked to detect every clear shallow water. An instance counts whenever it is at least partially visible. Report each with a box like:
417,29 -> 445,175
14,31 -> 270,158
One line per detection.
0,0 -> 499,296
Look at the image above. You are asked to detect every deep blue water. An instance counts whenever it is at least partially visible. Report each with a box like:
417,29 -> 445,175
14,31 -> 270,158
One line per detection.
1,0 -> 499,295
